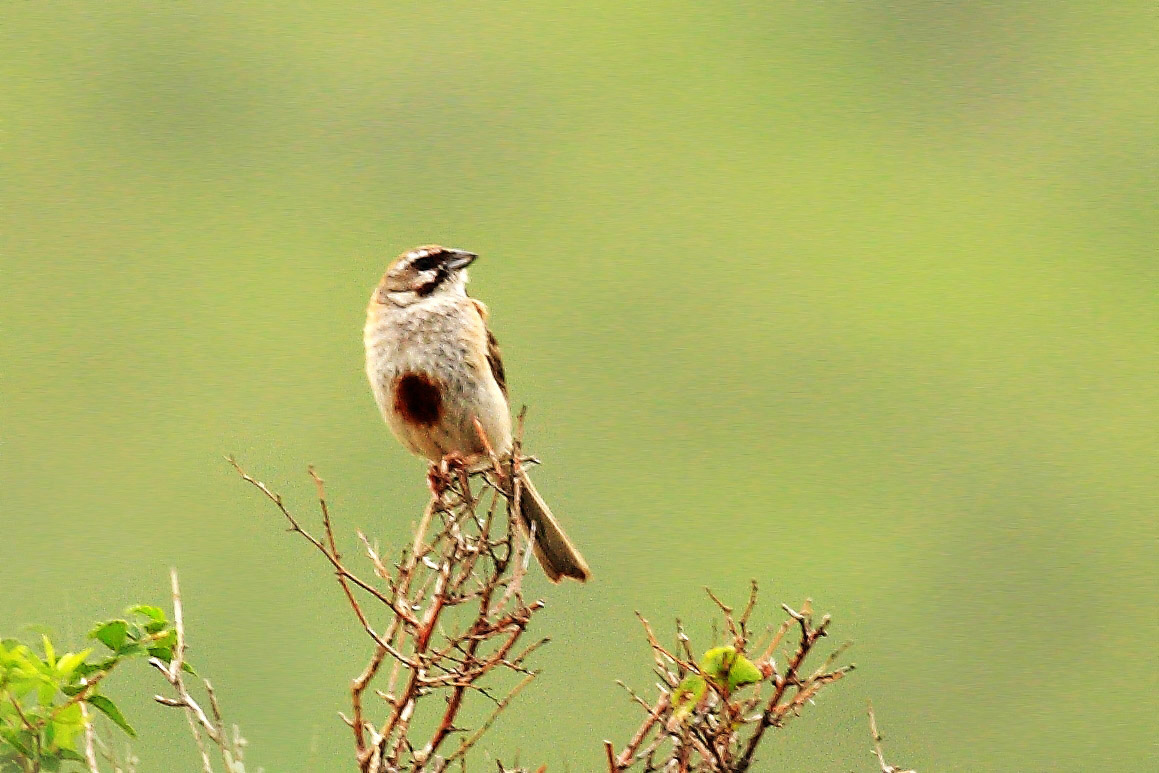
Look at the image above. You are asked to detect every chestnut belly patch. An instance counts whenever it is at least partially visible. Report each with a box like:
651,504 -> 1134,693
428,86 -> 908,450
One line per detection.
393,371 -> 444,427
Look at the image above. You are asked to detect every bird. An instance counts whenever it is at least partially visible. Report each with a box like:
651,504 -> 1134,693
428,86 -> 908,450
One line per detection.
364,245 -> 591,583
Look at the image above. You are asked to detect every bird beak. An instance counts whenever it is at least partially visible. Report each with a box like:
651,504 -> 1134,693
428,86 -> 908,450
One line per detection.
444,250 -> 477,270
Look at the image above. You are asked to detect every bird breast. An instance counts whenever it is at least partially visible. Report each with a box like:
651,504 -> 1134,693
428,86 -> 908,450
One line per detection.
365,297 -> 512,459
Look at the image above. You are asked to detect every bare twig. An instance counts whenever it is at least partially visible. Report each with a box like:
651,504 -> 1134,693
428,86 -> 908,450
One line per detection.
868,701 -> 915,773
229,436 -> 884,773
150,569 -> 247,773
612,585 -> 855,772
234,455 -> 546,772
445,671 -> 539,764
80,703 -> 101,773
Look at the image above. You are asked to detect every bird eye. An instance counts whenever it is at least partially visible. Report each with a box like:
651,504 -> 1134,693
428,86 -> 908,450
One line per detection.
412,255 -> 440,272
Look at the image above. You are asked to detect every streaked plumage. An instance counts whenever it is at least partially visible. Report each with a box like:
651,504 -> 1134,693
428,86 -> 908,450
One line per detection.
364,246 -> 591,582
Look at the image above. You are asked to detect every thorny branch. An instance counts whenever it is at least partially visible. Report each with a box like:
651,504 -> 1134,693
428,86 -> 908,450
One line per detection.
230,416 -> 910,773
231,419 -> 547,773
607,584 -> 856,773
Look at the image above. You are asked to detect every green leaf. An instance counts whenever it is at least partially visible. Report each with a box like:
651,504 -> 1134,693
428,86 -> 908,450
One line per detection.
114,642 -> 145,658
51,703 -> 83,751
698,646 -> 735,681
727,655 -> 762,690
129,605 -> 169,634
698,646 -> 764,692
55,650 -> 92,680
40,636 -> 55,668
147,645 -> 174,662
147,630 -> 177,663
90,620 -> 129,652
0,643 -> 26,669
127,605 -> 166,624
54,702 -> 82,726
181,661 -> 198,677
72,657 -> 110,682
26,650 -> 53,677
3,675 -> 38,703
37,678 -> 57,706
671,674 -> 708,723
150,630 -> 176,650
57,749 -> 86,763
0,726 -> 34,758
86,695 -> 135,738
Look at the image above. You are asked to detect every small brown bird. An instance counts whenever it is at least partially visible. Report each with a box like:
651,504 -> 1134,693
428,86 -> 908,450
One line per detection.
364,245 -> 591,582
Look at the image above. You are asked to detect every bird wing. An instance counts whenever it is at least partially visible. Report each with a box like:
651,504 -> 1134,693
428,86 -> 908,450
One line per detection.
471,298 -> 508,397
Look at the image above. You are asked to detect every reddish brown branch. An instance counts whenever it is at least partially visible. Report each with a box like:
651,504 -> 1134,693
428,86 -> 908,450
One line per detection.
613,587 -> 855,773
234,454 -> 545,773
234,445 -> 869,773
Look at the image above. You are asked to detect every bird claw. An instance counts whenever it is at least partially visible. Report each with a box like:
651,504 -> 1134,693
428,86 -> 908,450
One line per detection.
428,452 -> 476,496
441,451 -> 471,473
426,466 -> 449,497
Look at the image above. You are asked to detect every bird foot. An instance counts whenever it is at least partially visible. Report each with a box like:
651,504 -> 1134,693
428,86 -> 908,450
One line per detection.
427,452 -> 476,497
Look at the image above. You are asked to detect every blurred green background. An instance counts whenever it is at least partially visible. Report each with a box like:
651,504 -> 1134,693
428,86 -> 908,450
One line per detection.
3,2 -> 1156,771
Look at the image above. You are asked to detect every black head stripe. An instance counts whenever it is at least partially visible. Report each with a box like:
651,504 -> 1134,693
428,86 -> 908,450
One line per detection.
415,265 -> 449,296
404,246 -> 450,271
411,253 -> 441,272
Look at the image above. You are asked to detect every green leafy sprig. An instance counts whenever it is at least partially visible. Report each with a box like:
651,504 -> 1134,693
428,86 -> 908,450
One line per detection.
0,605 -> 185,772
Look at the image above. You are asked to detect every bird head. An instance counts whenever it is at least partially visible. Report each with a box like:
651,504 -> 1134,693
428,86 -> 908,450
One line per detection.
376,245 -> 477,305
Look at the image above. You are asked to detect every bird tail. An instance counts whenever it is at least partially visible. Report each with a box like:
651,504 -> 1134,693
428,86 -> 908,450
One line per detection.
514,469 -> 591,583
